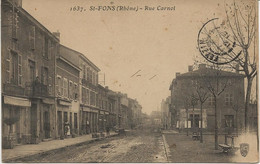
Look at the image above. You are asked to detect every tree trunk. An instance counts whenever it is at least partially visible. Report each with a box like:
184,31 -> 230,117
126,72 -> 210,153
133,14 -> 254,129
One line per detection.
200,103 -> 203,143
214,96 -> 218,150
245,77 -> 253,132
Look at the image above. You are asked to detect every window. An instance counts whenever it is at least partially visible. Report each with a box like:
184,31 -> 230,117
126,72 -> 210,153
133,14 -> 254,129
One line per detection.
74,83 -> 78,100
69,81 -> 73,99
83,65 -> 86,79
92,72 -> 95,84
28,60 -> 35,83
47,40 -> 52,60
86,89 -> 90,104
96,93 -> 98,107
82,87 -> 86,103
63,78 -> 68,98
225,115 -> 234,128
87,67 -> 90,81
42,36 -> 46,57
90,91 -> 95,106
89,70 -> 93,83
225,93 -> 233,106
12,12 -> 18,39
41,67 -> 48,85
96,74 -> 98,85
208,94 -> 215,106
29,26 -> 35,50
57,76 -> 62,96
9,52 -> 22,85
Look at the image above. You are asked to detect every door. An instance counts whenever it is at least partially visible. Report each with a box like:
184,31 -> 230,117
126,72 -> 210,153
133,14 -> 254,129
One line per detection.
57,111 -> 62,136
43,111 -> 50,138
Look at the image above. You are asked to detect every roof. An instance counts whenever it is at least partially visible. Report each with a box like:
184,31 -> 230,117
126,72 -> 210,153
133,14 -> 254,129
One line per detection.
177,68 -> 245,78
7,1 -> 59,42
59,45 -> 81,70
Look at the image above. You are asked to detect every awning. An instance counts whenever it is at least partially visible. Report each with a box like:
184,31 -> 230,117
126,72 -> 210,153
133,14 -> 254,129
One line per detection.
58,100 -> 71,106
4,96 -> 31,107
42,98 -> 55,105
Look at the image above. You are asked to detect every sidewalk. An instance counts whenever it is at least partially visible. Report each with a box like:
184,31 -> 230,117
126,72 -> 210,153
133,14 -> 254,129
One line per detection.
2,132 -> 118,162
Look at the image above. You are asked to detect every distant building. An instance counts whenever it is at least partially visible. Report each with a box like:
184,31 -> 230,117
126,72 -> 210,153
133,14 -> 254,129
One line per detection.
169,64 -> 245,132
161,97 -> 171,130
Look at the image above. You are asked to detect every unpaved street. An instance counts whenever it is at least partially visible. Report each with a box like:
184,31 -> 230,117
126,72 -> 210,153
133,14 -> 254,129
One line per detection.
12,129 -> 167,163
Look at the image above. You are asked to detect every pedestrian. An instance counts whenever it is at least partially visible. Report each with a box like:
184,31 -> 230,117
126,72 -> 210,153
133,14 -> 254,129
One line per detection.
106,126 -> 110,136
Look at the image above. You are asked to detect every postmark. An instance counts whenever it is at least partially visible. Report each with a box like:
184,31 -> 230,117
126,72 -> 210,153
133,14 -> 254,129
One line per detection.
197,18 -> 242,65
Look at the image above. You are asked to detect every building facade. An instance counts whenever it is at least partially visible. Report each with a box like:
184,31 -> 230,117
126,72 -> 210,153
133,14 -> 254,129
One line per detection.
55,45 -> 80,138
169,64 -> 245,133
79,53 -> 100,135
2,0 -> 59,147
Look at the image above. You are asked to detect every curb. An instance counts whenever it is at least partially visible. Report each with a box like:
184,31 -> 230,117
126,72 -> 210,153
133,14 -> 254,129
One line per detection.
3,133 -> 119,163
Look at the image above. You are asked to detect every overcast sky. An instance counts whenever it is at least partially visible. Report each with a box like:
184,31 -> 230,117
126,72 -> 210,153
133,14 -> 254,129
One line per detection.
22,0 -> 256,114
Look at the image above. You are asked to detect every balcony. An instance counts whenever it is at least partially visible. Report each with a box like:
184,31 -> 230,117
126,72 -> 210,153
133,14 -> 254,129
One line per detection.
25,82 -> 49,97
82,79 -> 96,90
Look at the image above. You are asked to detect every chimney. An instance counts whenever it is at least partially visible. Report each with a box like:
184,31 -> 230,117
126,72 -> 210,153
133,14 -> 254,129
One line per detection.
188,65 -> 193,72
176,72 -> 180,77
53,31 -> 60,40
199,64 -> 206,70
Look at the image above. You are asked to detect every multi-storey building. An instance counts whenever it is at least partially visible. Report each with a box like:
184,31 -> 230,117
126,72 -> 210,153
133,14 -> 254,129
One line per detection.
55,45 -> 80,137
161,97 -> 171,130
169,64 -> 245,132
79,52 -> 100,134
2,0 -> 59,147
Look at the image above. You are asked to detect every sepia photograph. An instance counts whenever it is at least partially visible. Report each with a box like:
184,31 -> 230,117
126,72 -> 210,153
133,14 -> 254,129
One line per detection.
1,0 -> 259,163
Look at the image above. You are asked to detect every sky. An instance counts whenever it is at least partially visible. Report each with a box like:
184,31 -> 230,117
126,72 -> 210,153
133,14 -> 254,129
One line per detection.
22,0 -> 257,115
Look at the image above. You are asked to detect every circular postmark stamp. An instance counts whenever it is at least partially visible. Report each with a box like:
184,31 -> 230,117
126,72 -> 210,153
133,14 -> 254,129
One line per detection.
197,18 -> 242,65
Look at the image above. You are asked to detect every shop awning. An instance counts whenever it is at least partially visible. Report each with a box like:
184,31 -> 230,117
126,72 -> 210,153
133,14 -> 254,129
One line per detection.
59,100 -> 71,106
4,96 -> 31,107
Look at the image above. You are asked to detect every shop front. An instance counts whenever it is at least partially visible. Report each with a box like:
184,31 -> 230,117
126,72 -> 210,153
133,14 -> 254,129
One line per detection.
81,106 -> 99,134
2,95 -> 31,148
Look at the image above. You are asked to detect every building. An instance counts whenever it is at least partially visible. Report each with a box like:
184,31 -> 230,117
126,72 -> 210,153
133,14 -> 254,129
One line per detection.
55,45 -> 80,138
169,64 -> 245,133
161,97 -> 171,130
2,0 -> 59,147
78,51 -> 100,135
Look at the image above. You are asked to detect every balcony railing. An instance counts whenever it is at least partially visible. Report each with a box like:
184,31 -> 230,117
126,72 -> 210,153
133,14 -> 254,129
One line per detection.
25,82 -> 49,97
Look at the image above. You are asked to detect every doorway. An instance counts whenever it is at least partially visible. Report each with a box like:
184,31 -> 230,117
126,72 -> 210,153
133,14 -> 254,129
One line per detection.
43,111 -> 50,139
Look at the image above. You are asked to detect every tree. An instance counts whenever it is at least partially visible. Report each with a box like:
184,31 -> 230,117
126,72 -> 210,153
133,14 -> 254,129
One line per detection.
202,64 -> 231,149
221,1 -> 257,131
192,78 -> 209,143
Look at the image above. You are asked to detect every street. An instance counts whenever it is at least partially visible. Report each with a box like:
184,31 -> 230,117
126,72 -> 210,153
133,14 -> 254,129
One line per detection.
11,129 -> 167,163
7,128 -> 259,163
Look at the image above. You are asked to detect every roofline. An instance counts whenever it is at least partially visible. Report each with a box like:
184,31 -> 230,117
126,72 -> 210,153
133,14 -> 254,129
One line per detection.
8,1 -> 59,42
58,56 -> 81,71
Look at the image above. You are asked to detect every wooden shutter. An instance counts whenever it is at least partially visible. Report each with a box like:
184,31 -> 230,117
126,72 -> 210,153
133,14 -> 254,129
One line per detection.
48,40 -> 51,59
18,54 -> 22,85
29,26 -> 35,50
5,50 -> 11,83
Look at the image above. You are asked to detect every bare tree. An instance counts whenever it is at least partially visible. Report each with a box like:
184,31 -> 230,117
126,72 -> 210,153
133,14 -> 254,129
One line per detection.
223,1 -> 257,131
192,78 -> 209,143
203,64 -> 231,149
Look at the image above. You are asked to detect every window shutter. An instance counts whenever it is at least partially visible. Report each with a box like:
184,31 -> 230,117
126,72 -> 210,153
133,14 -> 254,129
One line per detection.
42,36 -> 45,57
29,26 -> 35,50
18,54 -> 22,85
48,40 -> 51,59
5,51 -> 11,83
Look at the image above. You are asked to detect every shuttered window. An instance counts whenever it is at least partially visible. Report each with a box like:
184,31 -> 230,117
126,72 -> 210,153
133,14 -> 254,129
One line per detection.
29,26 -> 35,50
5,51 -> 10,83
18,54 -> 22,85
